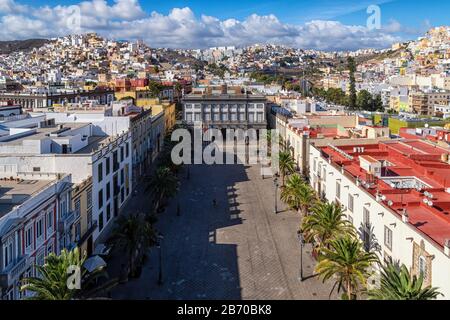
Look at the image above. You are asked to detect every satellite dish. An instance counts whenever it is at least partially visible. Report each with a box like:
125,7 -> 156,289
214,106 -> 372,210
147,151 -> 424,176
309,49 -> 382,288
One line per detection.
388,200 -> 394,207
428,201 -> 434,207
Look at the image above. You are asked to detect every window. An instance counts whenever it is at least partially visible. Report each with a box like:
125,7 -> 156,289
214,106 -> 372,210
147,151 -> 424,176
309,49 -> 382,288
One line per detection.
33,167 -> 41,172
222,113 -> 228,121
384,226 -> 393,250
121,169 -> 125,185
25,227 -> 33,249
46,211 -> 53,230
60,196 -> 67,218
121,188 -> 125,203
106,182 -> 111,200
313,159 -> 317,172
257,113 -> 264,123
87,189 -> 92,208
98,212 -> 104,231
3,239 -> 13,269
74,222 -> 81,242
47,244 -> 53,255
126,143 -> 129,158
105,157 -> 110,175
36,219 -> 43,240
98,189 -> 104,210
419,256 -> 428,279
120,147 -> 124,162
98,162 -> 103,183
87,208 -> 93,228
363,207 -> 370,227
336,182 -> 341,200
348,194 -> 354,213
74,199 -> 81,217
106,204 -> 111,221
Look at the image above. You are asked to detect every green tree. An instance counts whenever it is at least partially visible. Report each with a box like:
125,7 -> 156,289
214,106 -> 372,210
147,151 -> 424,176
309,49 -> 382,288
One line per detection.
368,262 -> 442,300
357,90 -> 372,111
281,174 -> 304,212
297,183 -> 317,216
113,213 -> 157,278
278,151 -> 296,186
316,235 -> 379,300
148,81 -> 163,98
20,248 -> 109,300
301,201 -> 355,253
348,57 -> 357,110
147,166 -> 179,211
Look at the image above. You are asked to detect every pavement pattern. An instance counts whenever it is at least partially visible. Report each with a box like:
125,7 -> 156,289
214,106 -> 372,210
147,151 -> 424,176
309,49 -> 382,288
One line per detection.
110,146 -> 337,300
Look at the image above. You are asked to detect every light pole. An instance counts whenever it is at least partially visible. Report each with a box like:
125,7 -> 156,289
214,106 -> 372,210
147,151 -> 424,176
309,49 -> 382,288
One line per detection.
157,234 -> 164,286
297,230 -> 304,282
274,177 -> 279,214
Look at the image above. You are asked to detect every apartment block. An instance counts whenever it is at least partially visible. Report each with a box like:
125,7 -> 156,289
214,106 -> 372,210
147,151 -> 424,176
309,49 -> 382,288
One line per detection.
309,140 -> 450,298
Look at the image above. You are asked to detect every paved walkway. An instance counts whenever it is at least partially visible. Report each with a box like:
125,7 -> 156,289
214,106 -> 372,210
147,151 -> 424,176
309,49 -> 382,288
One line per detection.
110,158 -> 337,300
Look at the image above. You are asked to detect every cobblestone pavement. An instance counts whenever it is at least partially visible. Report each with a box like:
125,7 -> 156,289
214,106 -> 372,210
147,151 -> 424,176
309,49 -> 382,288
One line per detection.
111,149 -> 337,300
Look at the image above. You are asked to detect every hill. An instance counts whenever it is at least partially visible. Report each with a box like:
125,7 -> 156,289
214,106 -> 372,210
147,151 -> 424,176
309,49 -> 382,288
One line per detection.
0,39 -> 49,55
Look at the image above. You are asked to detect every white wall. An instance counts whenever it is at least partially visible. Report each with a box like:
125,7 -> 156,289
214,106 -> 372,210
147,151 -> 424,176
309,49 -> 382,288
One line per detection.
309,145 -> 450,299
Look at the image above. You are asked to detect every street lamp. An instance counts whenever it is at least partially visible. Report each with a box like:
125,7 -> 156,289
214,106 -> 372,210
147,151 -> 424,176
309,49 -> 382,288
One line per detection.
157,234 -> 164,286
274,177 -> 279,214
297,230 -> 304,282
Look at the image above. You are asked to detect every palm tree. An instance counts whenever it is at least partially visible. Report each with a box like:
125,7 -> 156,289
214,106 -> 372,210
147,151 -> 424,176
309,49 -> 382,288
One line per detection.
368,262 -> 442,300
316,235 -> 379,300
113,213 -> 157,278
113,214 -> 142,278
301,201 -> 355,253
147,166 -> 179,212
281,175 -> 316,214
281,174 -> 304,212
297,183 -> 317,217
278,151 -> 296,186
20,248 -> 109,300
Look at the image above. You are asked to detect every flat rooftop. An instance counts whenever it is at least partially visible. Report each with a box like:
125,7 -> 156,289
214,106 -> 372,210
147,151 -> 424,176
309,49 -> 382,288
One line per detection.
319,139 -> 450,249
0,179 -> 53,218
0,123 -> 89,145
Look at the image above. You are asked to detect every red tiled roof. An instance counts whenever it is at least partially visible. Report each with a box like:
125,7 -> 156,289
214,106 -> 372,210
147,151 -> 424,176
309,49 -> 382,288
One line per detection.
320,139 -> 450,248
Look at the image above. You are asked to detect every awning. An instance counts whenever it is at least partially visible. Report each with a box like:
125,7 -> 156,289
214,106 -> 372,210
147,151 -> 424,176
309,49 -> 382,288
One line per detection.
83,255 -> 107,273
93,244 -> 111,257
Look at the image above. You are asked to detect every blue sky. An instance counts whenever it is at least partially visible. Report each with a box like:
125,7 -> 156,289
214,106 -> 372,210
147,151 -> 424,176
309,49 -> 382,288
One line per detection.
1,0 -> 448,49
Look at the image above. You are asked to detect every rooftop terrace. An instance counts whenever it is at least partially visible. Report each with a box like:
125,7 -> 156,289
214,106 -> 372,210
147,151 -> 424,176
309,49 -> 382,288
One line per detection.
319,139 -> 450,249
0,179 -> 53,218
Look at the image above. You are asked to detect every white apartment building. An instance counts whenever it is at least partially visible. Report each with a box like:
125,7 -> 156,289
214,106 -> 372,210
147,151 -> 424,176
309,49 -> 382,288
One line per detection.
309,140 -> 450,298
0,114 -> 133,247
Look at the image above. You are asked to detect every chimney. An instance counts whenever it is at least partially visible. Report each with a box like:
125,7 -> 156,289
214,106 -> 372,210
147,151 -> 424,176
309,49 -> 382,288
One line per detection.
402,209 -> 409,224
445,239 -> 450,257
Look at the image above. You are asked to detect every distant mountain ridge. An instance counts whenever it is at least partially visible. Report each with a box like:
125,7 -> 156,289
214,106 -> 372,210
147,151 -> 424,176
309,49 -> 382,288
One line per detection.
0,39 -> 50,55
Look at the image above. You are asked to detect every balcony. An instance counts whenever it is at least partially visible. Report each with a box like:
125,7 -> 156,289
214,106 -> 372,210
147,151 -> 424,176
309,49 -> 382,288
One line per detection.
58,210 -> 78,233
0,255 -> 28,287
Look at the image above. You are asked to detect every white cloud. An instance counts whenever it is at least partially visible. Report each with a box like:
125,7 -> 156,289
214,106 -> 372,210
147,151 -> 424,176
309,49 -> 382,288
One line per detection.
0,0 -> 405,50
